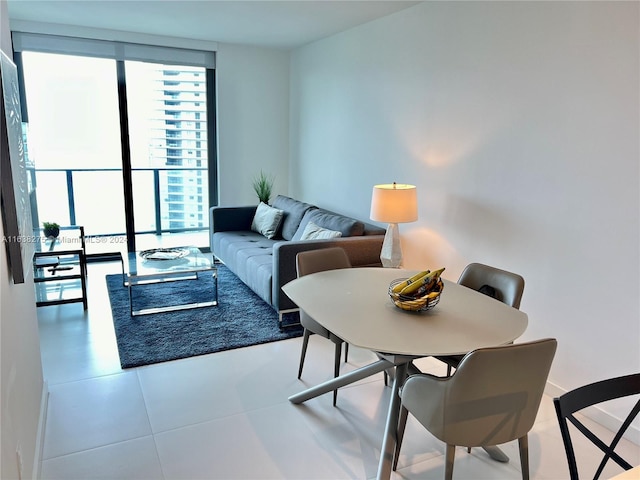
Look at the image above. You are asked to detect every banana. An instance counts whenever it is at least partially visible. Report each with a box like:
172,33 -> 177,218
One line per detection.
392,270 -> 430,293
399,267 -> 446,296
398,271 -> 432,295
394,299 -> 418,311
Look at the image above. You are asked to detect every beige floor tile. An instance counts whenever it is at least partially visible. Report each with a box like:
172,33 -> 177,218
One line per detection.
43,372 -> 152,459
41,436 -> 163,480
154,402 -> 367,479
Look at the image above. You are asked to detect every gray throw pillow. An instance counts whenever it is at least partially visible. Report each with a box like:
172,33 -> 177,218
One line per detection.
293,209 -> 364,241
271,195 -> 316,240
251,202 -> 284,239
299,221 -> 342,240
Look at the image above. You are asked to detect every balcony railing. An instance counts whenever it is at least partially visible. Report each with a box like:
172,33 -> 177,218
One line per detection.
33,166 -> 209,241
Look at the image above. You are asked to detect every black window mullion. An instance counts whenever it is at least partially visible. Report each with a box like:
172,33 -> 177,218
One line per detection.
206,68 -> 218,209
116,60 -> 136,253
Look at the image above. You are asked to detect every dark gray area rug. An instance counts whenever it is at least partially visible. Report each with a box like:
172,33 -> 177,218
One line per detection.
106,265 -> 302,368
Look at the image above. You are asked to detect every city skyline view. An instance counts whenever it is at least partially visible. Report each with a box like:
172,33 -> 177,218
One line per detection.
21,51 -> 209,242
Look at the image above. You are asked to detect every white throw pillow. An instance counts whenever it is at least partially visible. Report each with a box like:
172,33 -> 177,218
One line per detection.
251,202 -> 284,239
299,221 -> 342,240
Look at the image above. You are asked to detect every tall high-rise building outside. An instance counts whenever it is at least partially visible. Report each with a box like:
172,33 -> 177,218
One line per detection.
146,65 -> 208,232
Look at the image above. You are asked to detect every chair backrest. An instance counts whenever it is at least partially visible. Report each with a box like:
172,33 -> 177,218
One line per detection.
458,262 -> 525,309
553,373 -> 640,480
401,338 -> 557,447
296,247 -> 351,278
296,248 -> 352,331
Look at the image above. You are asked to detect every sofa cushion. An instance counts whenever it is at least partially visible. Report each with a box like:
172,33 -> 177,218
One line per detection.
299,221 -> 342,240
212,231 -> 275,267
251,202 -> 284,239
271,195 -> 317,241
235,246 -> 274,305
293,209 -> 365,241
211,231 -> 276,305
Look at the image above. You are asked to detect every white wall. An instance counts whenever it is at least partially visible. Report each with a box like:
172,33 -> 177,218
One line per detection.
290,0 -> 639,423
215,43 -> 290,206
1,4 -> 46,480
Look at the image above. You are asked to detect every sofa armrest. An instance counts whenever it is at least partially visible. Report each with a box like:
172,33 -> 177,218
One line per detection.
272,235 -> 385,313
210,205 -> 257,232
209,205 -> 257,249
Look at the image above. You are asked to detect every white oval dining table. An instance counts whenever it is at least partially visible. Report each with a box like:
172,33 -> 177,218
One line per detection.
283,267 -> 529,480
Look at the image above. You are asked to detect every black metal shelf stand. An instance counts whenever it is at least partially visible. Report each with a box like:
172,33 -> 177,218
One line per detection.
33,226 -> 88,310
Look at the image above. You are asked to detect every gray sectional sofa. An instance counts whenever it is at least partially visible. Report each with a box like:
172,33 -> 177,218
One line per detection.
210,195 -> 385,323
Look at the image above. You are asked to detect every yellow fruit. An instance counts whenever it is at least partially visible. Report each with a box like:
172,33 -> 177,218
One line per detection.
400,268 -> 445,296
398,272 -> 431,296
394,299 -> 419,311
392,270 -> 430,293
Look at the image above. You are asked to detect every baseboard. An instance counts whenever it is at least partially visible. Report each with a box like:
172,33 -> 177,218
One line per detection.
545,380 -> 640,447
32,380 -> 49,480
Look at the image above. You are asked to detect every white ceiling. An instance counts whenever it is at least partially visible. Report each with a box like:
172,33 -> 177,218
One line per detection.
7,0 -> 420,50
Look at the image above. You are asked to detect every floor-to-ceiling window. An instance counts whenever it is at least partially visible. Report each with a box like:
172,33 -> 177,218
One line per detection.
126,61 -> 209,247
13,33 -> 217,256
21,52 -> 127,248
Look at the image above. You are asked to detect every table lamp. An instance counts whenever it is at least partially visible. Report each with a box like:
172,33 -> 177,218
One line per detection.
370,183 -> 418,268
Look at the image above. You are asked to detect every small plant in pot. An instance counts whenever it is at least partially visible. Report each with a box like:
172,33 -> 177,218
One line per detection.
252,170 -> 274,204
43,222 -> 60,239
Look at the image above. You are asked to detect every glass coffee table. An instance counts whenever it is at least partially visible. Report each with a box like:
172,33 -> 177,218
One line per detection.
120,246 -> 217,316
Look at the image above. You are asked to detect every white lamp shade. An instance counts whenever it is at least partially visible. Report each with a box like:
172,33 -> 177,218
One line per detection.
370,183 -> 418,224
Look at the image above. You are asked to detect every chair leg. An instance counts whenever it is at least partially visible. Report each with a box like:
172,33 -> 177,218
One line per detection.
445,444 -> 456,480
392,405 -> 409,471
344,343 -> 349,363
518,435 -> 530,480
483,445 -> 509,462
333,342 -> 342,406
298,329 -> 311,379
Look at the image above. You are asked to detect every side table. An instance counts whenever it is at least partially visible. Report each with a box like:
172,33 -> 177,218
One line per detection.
33,226 -> 88,310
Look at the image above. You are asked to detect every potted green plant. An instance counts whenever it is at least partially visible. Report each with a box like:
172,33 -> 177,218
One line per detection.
252,171 -> 274,204
43,222 -> 60,239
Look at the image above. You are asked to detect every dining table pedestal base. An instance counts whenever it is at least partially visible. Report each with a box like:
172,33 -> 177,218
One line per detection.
288,358 -> 394,404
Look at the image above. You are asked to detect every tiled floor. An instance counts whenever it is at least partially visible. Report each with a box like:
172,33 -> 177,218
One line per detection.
37,261 -> 639,479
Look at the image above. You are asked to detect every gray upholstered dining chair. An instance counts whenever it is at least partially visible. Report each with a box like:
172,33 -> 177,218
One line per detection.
296,247 -> 351,406
436,262 -> 525,376
457,262 -> 525,308
394,338 -> 557,480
